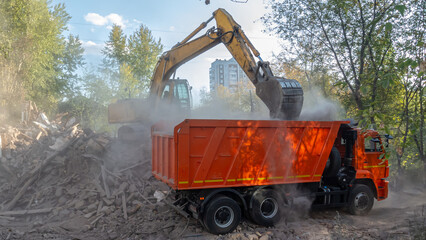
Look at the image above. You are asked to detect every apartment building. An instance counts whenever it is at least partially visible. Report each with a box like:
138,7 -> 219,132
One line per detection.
209,58 -> 249,93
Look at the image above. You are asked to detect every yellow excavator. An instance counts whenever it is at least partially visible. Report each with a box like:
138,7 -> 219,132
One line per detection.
108,8 -> 303,128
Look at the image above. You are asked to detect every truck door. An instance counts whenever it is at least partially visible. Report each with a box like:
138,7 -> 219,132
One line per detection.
363,136 -> 388,178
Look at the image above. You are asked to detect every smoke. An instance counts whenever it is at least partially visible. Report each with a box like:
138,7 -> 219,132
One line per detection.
298,88 -> 344,121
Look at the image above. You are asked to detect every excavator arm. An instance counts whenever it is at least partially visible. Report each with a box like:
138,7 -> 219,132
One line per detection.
150,8 -> 303,119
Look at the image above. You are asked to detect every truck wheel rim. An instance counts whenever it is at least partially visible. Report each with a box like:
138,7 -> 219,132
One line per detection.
260,198 -> 278,218
354,192 -> 369,210
214,206 -> 234,228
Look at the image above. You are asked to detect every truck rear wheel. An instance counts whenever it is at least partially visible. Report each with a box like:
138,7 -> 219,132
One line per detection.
202,195 -> 241,235
249,190 -> 282,226
348,184 -> 374,215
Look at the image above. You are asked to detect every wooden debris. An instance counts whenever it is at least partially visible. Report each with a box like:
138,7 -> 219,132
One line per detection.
118,162 -> 144,173
0,215 -> 15,221
2,134 -> 80,211
101,166 -> 111,198
122,193 -> 128,220
90,213 -> 104,225
0,111 -> 171,237
18,133 -> 32,141
35,131 -> 43,140
0,208 -> 53,216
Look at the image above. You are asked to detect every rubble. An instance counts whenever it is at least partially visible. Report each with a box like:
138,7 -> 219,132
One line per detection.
0,111 -> 424,239
0,112 -> 189,239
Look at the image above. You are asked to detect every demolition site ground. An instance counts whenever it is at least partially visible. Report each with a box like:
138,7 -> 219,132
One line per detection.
0,114 -> 424,240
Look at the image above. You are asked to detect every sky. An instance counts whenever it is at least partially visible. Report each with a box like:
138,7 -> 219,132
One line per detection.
52,0 -> 283,106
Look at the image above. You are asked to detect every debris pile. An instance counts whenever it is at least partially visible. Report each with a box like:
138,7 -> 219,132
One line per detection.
0,113 -> 192,239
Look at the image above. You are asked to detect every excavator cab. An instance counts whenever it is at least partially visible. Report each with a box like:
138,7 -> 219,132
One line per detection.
108,79 -> 192,124
161,79 -> 192,111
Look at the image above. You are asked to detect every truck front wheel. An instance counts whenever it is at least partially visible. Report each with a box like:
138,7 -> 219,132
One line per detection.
249,190 -> 282,226
202,195 -> 241,234
348,184 -> 374,215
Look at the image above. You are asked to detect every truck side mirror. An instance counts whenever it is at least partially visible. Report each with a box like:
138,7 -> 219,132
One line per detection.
384,134 -> 393,148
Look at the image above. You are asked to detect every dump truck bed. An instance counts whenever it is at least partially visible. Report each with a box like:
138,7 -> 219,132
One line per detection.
152,119 -> 347,190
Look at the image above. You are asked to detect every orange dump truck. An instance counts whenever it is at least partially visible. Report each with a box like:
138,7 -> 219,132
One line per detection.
151,119 -> 390,234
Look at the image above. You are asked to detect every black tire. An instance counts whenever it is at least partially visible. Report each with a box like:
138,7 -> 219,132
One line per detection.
348,184 -> 374,215
323,147 -> 341,177
202,195 -> 241,235
249,190 -> 282,227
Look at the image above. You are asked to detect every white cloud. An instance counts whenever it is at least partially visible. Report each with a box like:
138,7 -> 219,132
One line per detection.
84,12 -> 127,28
84,13 -> 108,26
106,13 -> 125,27
80,40 -> 104,56
169,26 -> 175,31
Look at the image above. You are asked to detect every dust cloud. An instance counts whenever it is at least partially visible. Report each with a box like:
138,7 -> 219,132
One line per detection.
146,95 -> 270,134
190,97 -> 270,120
298,88 -> 344,121
145,86 -> 344,129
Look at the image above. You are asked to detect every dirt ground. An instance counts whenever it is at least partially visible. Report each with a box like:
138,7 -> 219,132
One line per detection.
0,186 -> 424,240
0,117 -> 425,240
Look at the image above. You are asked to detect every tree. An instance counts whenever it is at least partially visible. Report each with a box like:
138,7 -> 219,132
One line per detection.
272,56 -> 337,98
127,25 -> 163,94
263,0 -> 405,126
393,0 -> 426,183
102,25 -> 127,69
59,67 -> 113,132
103,24 -> 163,99
264,0 -> 426,184
0,0 -> 72,115
59,34 -> 85,97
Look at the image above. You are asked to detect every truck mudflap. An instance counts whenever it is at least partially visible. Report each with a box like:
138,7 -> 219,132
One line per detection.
376,179 -> 389,201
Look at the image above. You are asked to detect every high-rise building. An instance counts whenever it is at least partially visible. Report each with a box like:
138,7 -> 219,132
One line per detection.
209,58 -> 249,93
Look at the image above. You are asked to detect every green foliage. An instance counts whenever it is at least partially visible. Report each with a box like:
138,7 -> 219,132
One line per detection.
103,24 -> 163,99
127,25 -> 163,87
395,5 -> 407,16
264,0 -> 403,127
58,67 -> 114,133
102,25 -> 126,68
264,0 -> 426,178
60,35 -> 85,96
60,24 -> 163,132
0,0 -> 75,115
